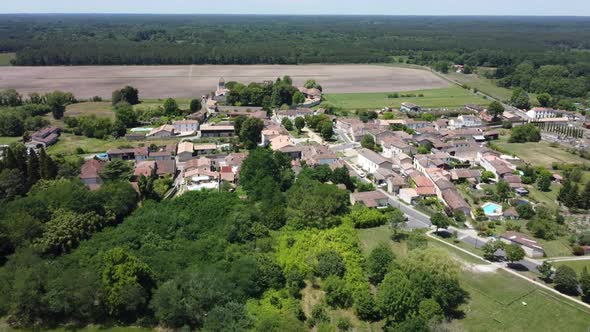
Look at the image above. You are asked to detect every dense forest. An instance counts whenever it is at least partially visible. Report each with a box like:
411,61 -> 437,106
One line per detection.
1,15 -> 589,98
0,147 -> 468,331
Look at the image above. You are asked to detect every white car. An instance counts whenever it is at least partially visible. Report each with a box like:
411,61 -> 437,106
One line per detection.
358,171 -> 366,178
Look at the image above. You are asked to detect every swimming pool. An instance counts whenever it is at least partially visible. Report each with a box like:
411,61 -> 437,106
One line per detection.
482,202 -> 503,216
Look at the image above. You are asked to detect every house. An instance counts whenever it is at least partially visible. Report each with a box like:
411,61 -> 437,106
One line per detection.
30,127 -> 60,148
350,191 -> 390,208
441,189 -> 471,217
399,188 -> 420,204
381,137 -> 412,158
297,87 -> 322,107
193,143 -> 217,156
206,99 -> 218,113
200,124 -> 235,137
449,115 -> 482,129
79,159 -> 105,190
173,120 -> 200,134
526,107 -> 557,120
503,207 -> 519,220
185,157 -> 212,172
478,151 -> 516,181
147,125 -> 176,138
177,142 -> 195,162
500,231 -> 545,258
356,148 -> 393,174
450,169 -> 481,183
400,102 -> 421,113
301,144 -> 338,166
275,108 -> 315,122
386,173 -> 407,194
155,159 -> 177,178
107,147 -> 149,161
134,161 -> 156,178
403,119 -> 430,131
220,165 -> 236,183
502,111 -> 521,123
269,135 -> 295,151
514,187 -> 529,196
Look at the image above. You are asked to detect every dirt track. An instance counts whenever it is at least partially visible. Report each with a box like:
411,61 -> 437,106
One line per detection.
0,64 -> 449,99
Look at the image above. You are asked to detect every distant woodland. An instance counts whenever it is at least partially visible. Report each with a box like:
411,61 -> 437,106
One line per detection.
0,15 -> 589,97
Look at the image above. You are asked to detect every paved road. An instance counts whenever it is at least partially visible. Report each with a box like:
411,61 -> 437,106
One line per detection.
331,128 -> 360,151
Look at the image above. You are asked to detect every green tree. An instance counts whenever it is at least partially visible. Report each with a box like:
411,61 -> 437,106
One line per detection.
26,148 -> 40,188
418,298 -> 444,323
537,261 -> 553,281
202,302 -> 252,332
537,170 -> 552,192
554,265 -> 578,295
99,159 -> 133,182
189,98 -> 202,112
481,170 -> 495,182
36,209 -> 104,255
505,243 -> 525,264
537,93 -> 552,107
366,243 -> 394,284
292,91 -> 305,105
0,169 -> 26,201
38,147 -> 58,180
510,87 -> 531,110
114,102 -> 137,128
46,91 -> 74,119
113,86 -> 139,105
516,204 -> 535,219
316,250 -> 346,278
239,117 -> 264,149
294,117 -> 305,133
376,269 -> 420,323
580,267 -> 590,303
488,101 -> 504,120
320,121 -> 333,140
496,180 -> 511,201
323,276 -> 352,308
431,212 -> 450,233
509,123 -> 541,143
281,117 -> 294,131
102,248 -> 153,318
361,134 -> 377,151
482,240 -> 504,261
354,289 -> 379,321
163,98 -> 179,116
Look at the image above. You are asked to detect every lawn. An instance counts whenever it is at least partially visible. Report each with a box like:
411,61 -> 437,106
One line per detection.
494,136 -> 589,169
323,86 -> 488,110
0,136 -> 21,145
443,71 -> 514,101
357,225 -> 590,331
553,261 -> 590,274
47,133 -> 176,156
0,53 -> 15,66
451,269 -> 590,332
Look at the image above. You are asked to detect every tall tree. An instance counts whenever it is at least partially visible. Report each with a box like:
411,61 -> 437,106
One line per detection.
26,149 -> 40,188
239,117 -> 264,150
487,101 -> 504,120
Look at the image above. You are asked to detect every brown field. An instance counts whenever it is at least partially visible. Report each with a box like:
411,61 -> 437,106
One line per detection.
0,64 -> 449,99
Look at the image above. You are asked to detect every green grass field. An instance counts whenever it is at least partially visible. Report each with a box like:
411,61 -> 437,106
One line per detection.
495,137 -> 589,169
452,270 -> 590,332
554,261 -> 590,274
357,225 -> 590,331
443,71 -> 514,101
0,136 -> 21,145
0,53 -> 15,66
47,133 -> 176,156
66,102 -> 116,119
323,86 -> 488,110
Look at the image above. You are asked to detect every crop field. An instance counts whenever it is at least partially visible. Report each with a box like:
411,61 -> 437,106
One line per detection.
0,64 -> 449,99
323,85 -> 488,110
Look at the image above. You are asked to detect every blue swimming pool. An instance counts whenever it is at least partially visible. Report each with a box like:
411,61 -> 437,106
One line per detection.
482,203 -> 502,215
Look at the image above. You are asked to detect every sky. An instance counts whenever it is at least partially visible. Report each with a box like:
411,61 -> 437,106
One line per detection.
0,0 -> 589,16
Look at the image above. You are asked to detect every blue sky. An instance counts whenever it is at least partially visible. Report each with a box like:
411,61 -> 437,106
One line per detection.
1,0 -> 589,16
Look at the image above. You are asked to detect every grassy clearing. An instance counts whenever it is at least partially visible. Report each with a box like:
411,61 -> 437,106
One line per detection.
553,261 -> 590,274
135,98 -> 192,111
0,53 -> 15,66
0,136 -> 21,145
323,86 -> 488,110
66,102 -> 116,119
451,269 -> 590,332
47,133 -> 176,156
495,136 -> 589,169
443,71 -> 514,101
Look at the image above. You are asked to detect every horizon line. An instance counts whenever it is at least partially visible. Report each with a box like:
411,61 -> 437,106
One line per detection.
0,13 -> 590,18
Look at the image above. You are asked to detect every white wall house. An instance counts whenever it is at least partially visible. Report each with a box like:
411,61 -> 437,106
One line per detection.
526,107 -> 557,120
173,120 -> 200,134
356,148 -> 393,174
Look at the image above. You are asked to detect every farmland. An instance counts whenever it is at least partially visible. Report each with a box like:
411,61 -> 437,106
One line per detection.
0,64 -> 449,99
323,85 -> 487,110
494,137 -> 590,169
